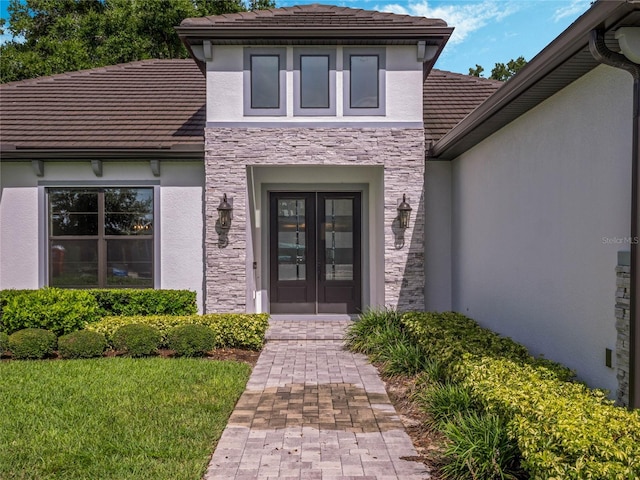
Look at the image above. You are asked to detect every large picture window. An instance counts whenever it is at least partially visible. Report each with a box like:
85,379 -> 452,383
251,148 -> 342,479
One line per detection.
48,187 -> 154,288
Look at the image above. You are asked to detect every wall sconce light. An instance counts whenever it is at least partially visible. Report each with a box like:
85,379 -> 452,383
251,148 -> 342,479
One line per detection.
217,194 -> 233,229
397,194 -> 412,229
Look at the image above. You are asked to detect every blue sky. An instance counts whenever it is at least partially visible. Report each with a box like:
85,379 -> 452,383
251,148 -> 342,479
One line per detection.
0,0 -> 593,75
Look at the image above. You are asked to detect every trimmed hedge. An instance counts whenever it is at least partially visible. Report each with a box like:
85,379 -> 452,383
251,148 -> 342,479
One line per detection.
401,311 -> 574,381
58,330 -> 107,359
112,324 -> 162,357
87,313 -> 269,350
87,289 -> 197,317
0,331 -> 8,356
167,324 -> 216,357
456,356 -> 640,479
1,288 -> 100,336
400,312 -> 640,479
8,328 -> 57,360
0,288 -> 197,335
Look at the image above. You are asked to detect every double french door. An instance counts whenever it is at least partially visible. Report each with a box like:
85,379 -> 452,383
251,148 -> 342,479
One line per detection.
269,192 -> 361,314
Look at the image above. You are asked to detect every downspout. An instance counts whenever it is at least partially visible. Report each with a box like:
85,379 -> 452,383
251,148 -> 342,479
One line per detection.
589,28 -> 640,409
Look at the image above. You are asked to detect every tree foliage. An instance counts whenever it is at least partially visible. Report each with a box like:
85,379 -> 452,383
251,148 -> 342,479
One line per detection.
468,64 -> 484,78
0,0 -> 276,83
468,56 -> 527,81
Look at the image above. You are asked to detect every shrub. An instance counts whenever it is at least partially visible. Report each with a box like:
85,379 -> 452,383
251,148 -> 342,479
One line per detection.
378,340 -> 430,377
345,308 -> 405,356
58,330 -> 107,359
415,382 -> 482,430
8,328 -> 57,360
88,289 -> 197,317
0,289 -> 34,330
399,312 -> 640,479
417,358 -> 450,385
112,324 -> 161,357
0,331 -> 9,356
401,311 -> 574,381
456,356 -> 640,479
441,412 -> 522,480
167,324 -> 216,357
87,313 -> 269,350
1,288 -> 100,336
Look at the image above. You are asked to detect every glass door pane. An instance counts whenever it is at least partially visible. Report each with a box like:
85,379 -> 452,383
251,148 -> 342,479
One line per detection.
324,198 -> 354,281
277,199 -> 306,281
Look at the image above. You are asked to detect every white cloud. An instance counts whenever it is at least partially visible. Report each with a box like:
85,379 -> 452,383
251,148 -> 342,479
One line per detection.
552,0 -> 591,23
376,0 -> 521,45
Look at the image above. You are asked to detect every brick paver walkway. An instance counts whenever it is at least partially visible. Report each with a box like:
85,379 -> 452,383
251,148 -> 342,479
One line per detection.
203,319 -> 429,480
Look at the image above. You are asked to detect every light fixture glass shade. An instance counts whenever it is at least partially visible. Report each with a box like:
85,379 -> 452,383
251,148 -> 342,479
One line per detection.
397,194 -> 412,229
217,194 -> 233,229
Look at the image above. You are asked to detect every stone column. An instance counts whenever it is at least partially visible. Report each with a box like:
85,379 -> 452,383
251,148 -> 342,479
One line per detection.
616,251 -> 631,407
204,129 -> 248,313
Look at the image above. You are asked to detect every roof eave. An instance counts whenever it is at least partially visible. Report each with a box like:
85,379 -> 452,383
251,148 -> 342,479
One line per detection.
176,26 -> 454,39
431,0 -> 639,160
179,25 -> 453,75
0,144 -> 205,161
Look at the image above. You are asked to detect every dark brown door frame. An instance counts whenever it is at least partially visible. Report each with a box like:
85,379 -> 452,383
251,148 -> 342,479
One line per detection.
317,192 -> 362,314
269,191 -> 361,314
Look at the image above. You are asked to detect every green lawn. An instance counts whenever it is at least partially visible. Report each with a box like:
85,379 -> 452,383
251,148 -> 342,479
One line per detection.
0,358 -> 251,480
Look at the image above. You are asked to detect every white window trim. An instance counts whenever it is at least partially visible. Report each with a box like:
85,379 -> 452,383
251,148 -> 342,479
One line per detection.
343,48 -> 386,116
243,48 -> 287,116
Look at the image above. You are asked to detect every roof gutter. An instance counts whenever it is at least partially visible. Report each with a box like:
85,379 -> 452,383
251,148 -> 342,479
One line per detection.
590,27 -> 640,410
430,0 -> 635,160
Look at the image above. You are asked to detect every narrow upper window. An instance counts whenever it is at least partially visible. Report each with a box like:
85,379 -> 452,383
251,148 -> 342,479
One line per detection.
301,55 -> 329,108
350,55 -> 379,108
294,49 -> 336,116
343,48 -> 386,116
244,48 -> 286,116
48,187 -> 154,288
251,55 -> 280,109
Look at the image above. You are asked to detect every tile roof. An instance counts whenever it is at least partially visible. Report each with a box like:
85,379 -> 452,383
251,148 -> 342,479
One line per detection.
0,59 -> 205,151
0,60 -> 501,155
424,69 -> 503,144
180,4 -> 447,29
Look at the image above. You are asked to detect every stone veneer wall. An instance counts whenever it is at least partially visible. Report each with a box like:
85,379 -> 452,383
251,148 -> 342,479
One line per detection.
616,252 -> 631,407
204,127 -> 425,313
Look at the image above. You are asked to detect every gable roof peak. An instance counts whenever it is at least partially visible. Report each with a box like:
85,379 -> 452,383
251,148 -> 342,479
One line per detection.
179,3 -> 448,29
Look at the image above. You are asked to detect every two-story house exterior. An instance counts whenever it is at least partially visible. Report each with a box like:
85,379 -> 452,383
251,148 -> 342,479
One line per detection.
175,6 -> 453,315
2,2 -> 640,407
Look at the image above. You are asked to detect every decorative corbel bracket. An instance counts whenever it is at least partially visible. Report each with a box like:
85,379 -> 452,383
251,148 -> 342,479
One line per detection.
91,159 -> 103,177
32,160 -> 44,177
417,40 -> 439,63
150,160 -> 161,177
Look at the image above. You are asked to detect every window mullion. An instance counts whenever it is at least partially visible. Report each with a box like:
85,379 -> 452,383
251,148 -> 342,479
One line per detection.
98,190 -> 106,288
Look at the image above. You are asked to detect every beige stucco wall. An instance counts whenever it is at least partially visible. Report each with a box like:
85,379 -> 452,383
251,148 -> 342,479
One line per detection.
450,65 -> 633,395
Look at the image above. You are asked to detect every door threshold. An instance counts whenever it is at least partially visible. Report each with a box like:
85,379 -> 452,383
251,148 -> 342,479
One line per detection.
269,314 -> 357,321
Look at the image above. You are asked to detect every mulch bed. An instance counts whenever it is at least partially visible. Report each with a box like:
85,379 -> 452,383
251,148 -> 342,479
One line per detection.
1,348 -> 262,365
378,368 -> 448,479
